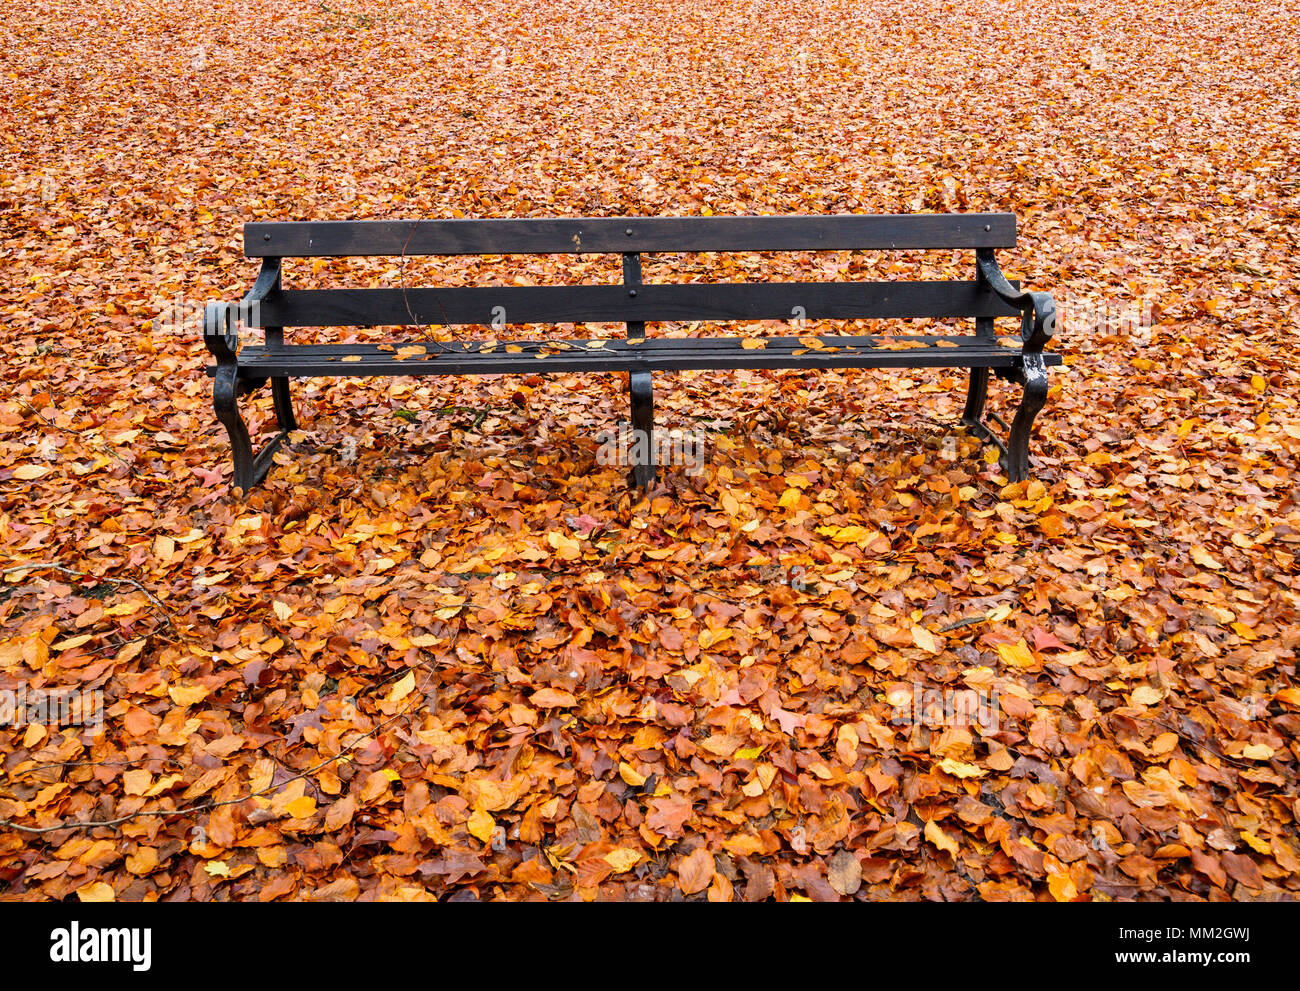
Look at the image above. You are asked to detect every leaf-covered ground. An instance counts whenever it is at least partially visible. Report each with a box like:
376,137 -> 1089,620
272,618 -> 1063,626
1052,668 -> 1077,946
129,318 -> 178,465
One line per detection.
1,0 -> 1297,901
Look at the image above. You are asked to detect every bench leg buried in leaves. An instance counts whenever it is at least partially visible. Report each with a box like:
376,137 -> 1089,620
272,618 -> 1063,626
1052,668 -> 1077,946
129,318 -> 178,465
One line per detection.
204,213 -> 1060,494
958,248 -> 1056,483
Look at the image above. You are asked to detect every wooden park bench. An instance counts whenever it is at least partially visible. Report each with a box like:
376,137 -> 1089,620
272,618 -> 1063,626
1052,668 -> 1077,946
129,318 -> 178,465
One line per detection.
204,214 -> 1059,493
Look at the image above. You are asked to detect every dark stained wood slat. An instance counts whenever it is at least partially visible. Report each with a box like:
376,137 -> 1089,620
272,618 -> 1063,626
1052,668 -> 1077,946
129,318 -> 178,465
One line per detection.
244,214 -> 1017,257
217,337 -> 1061,377
250,333 -> 1022,353
255,281 -> 1022,328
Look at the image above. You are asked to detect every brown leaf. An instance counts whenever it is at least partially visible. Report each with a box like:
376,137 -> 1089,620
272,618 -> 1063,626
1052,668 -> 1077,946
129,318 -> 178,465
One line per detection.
677,848 -> 715,895
827,850 -> 862,896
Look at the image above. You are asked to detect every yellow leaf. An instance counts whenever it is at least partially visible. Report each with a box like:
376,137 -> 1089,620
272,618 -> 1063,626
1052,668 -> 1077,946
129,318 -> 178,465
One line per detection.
145,773 -> 183,798
1190,546 -> 1223,570
471,775 -> 530,812
925,820 -> 959,856
741,338 -> 767,350
816,524 -> 884,548
51,634 -> 93,652
284,796 -> 317,819
911,625 -> 939,654
698,627 -> 733,649
996,640 -> 1036,668
618,762 -> 646,786
1132,685 -> 1163,705
836,724 -> 859,754
467,808 -> 496,843
1242,743 -> 1274,760
938,758 -> 985,779
547,531 -> 582,561
204,860 -> 231,878
1151,732 -> 1179,755
1250,375 -> 1267,393
125,847 -> 159,875
386,670 -> 417,704
1048,872 -> 1078,902
13,464 -> 50,480
735,746 -> 765,760
986,604 -> 1013,623
885,685 -> 913,708
76,881 -> 115,902
604,848 -> 642,874
272,600 -> 292,621
257,846 -> 288,868
168,683 -> 210,707
1240,831 -> 1271,855
123,769 -> 152,796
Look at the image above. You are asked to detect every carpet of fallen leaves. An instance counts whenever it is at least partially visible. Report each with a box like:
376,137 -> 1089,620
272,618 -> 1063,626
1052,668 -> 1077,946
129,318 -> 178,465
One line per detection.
1,0 -> 1298,902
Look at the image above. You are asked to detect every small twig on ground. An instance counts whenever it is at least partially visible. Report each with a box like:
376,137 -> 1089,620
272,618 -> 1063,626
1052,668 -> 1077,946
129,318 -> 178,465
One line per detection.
0,564 -> 175,633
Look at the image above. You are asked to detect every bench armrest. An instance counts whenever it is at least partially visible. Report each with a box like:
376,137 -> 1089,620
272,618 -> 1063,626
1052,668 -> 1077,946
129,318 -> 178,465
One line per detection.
204,258 -> 282,364
203,301 -> 239,363
976,249 -> 1056,352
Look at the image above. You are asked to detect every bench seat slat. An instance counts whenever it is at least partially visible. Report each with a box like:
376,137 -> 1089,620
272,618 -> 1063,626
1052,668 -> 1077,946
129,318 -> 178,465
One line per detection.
257,280 -> 1021,328
245,214 -> 1016,257
216,337 -> 1061,377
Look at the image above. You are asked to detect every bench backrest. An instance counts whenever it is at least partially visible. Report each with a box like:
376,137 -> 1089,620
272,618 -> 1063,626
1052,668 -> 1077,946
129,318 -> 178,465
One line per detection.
244,214 -> 1022,328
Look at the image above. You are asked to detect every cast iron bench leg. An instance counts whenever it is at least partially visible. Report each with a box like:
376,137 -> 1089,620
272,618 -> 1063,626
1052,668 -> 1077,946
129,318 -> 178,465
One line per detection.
958,258 -> 1055,482
628,371 -> 656,489
958,363 -> 1047,483
214,365 -> 256,492
207,297 -> 296,494
265,322 -> 298,433
1005,354 -> 1048,483
271,377 -> 297,432
213,365 -> 291,494
961,366 -> 989,429
621,251 -> 657,490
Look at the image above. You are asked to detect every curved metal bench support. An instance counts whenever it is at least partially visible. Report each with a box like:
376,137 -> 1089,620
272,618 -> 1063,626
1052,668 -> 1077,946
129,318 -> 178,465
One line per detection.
204,259 -> 296,493
1006,352 -> 1049,482
958,250 -> 1057,481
